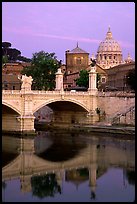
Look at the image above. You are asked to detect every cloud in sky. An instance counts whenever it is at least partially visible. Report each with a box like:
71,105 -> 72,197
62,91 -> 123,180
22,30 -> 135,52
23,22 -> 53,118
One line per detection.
3,26 -> 134,49
2,2 -> 135,60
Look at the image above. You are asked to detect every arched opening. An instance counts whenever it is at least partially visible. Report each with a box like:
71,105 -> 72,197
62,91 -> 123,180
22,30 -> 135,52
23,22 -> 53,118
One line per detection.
34,106 -> 53,124
2,105 -> 21,133
34,101 -> 90,128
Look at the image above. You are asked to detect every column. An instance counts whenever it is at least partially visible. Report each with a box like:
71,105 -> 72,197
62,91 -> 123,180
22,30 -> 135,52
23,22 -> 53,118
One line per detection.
55,68 -> 64,92
88,66 -> 98,95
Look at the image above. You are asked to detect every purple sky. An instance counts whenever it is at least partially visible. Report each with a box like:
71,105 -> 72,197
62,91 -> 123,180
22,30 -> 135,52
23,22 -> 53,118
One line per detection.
2,2 -> 135,63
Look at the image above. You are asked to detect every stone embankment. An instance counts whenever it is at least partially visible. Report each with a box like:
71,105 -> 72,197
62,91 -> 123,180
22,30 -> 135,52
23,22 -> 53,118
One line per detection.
35,122 -> 135,139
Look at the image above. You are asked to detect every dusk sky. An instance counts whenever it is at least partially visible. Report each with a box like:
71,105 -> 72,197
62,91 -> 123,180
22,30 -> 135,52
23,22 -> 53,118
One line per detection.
2,2 -> 135,63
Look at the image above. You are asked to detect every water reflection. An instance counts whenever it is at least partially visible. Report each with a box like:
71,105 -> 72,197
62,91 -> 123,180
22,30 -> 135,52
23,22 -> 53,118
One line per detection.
2,131 -> 135,202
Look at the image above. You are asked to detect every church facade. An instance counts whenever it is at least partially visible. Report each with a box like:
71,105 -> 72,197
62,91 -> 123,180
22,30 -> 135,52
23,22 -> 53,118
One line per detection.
62,27 -> 134,91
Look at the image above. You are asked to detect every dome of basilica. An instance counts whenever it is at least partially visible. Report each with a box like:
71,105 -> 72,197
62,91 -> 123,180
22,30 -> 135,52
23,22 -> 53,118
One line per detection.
96,27 -> 123,69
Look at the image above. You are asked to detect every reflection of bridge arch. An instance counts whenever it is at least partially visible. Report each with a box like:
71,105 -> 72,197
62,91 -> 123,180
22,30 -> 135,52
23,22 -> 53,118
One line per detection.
2,154 -> 21,174
33,98 -> 90,114
2,134 -> 135,195
3,141 -> 135,182
2,102 -> 21,115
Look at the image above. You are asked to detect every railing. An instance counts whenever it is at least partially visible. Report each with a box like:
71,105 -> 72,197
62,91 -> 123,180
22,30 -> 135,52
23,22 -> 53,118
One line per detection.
2,90 -> 21,94
2,90 -> 90,95
2,90 -> 135,97
112,106 -> 135,124
97,91 -> 135,97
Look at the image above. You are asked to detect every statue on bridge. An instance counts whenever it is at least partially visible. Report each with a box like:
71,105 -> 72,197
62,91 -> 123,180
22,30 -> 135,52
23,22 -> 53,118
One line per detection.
19,75 -> 33,92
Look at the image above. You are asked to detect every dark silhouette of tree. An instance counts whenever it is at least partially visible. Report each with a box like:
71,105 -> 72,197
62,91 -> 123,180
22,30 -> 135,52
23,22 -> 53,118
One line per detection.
21,51 -> 61,90
2,42 -> 11,56
2,41 -> 31,63
126,170 -> 135,185
8,48 -> 21,62
31,173 -> 61,198
17,55 -> 32,62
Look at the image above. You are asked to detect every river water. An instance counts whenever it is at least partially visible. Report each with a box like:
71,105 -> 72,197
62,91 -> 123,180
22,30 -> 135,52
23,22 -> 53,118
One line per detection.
2,130 -> 135,202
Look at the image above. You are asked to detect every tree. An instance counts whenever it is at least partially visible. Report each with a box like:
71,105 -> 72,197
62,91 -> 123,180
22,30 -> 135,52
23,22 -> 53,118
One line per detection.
17,55 -> 32,62
126,69 -> 135,91
31,173 -> 61,198
2,42 -> 11,56
75,70 -> 89,88
8,48 -> 21,61
21,51 -> 61,90
96,73 -> 101,88
2,41 -> 31,63
2,55 -> 8,65
75,70 -> 100,89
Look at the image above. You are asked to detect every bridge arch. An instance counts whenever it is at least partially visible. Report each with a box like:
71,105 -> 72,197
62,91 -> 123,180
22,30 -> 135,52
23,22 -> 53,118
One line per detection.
2,101 -> 21,115
33,98 -> 90,114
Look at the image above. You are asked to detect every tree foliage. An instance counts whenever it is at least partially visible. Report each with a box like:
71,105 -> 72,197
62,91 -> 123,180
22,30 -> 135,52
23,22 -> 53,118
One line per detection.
75,70 -> 100,88
7,48 -> 21,61
17,55 -> 32,62
21,51 -> 61,90
31,173 -> 61,198
126,69 -> 135,91
2,41 -> 31,63
2,41 -> 12,48
75,70 -> 89,88
96,73 -> 101,88
2,55 -> 8,65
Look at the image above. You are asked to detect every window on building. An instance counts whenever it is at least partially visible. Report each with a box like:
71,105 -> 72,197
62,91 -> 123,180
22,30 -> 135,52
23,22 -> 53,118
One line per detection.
76,57 -> 82,65
13,86 -> 15,90
101,77 -> 106,83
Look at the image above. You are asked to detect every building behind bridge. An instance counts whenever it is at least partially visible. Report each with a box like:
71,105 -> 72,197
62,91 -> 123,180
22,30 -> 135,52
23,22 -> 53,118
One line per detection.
2,27 -> 135,92
62,27 -> 135,92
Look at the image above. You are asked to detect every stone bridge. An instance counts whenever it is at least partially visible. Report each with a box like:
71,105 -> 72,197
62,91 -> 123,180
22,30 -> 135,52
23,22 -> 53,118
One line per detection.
2,89 -> 99,133
2,70 -> 135,134
2,69 -> 100,134
2,89 -> 135,134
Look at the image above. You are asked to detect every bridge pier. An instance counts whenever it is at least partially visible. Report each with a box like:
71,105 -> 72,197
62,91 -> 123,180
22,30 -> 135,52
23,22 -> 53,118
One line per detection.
88,144 -> 97,197
17,115 -> 36,135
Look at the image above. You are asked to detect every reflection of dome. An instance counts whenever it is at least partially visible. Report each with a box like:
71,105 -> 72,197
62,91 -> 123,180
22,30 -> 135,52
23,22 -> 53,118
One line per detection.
96,27 -> 123,69
65,168 -> 89,189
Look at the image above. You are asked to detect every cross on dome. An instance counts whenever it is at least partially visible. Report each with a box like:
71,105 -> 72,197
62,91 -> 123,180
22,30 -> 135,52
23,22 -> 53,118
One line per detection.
106,26 -> 112,39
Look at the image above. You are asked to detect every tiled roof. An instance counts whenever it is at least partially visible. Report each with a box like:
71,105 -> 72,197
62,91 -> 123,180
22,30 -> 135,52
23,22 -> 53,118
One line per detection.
69,43 -> 88,54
